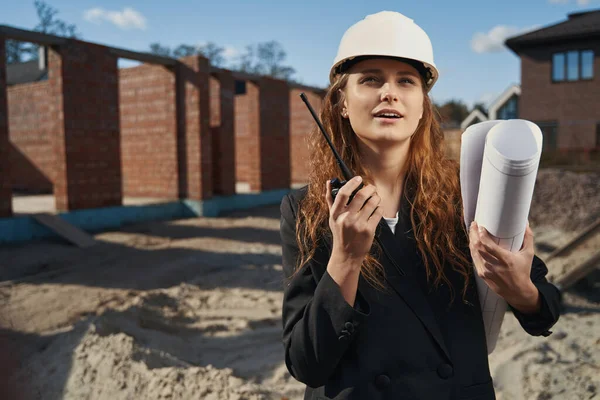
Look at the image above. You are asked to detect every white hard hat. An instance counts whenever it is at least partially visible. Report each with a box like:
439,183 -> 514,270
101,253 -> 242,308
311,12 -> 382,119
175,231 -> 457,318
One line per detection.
330,11 -> 439,91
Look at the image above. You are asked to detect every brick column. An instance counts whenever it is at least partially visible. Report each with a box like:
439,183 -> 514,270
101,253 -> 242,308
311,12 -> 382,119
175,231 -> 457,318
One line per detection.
290,88 -> 323,186
235,77 -> 290,192
210,70 -> 235,196
235,80 -> 261,192
0,37 -> 12,217
49,40 -> 122,211
178,55 -> 212,200
259,77 -> 290,191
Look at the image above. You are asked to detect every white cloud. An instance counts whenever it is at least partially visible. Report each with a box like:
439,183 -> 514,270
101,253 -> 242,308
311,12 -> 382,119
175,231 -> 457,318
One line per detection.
470,25 -> 539,53
549,0 -> 593,4
223,46 -> 239,60
83,7 -> 147,30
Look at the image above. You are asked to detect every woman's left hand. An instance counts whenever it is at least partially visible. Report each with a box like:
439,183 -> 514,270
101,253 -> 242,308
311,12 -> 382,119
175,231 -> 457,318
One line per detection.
469,221 -> 541,314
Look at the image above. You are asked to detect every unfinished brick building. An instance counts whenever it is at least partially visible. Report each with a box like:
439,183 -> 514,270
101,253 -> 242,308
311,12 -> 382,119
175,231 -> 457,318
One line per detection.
0,26 -> 325,220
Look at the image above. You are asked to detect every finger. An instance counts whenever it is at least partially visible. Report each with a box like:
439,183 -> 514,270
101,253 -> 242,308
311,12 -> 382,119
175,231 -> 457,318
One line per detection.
325,180 -> 333,210
479,250 -> 501,266
331,176 -> 363,215
346,184 -> 378,215
367,206 -> 384,231
358,192 -> 381,222
476,224 -> 512,262
519,221 -> 534,254
469,222 -> 486,275
469,221 -> 480,248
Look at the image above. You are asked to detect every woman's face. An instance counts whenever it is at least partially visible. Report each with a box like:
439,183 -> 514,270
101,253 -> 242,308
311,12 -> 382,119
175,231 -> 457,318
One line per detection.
342,58 -> 425,146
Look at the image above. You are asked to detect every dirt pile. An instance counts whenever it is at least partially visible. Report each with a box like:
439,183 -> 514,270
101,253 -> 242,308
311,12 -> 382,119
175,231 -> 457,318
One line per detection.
530,168 -> 600,231
12,284 -> 303,400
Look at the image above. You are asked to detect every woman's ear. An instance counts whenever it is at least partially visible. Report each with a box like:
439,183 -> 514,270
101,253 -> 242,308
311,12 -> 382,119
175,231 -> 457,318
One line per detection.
338,89 -> 349,118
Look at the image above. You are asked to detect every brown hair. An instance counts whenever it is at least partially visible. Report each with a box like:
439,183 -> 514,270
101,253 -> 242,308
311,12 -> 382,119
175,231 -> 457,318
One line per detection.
292,70 -> 472,302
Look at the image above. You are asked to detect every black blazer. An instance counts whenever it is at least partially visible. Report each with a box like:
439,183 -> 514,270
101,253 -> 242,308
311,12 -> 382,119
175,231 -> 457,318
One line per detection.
280,185 -> 561,400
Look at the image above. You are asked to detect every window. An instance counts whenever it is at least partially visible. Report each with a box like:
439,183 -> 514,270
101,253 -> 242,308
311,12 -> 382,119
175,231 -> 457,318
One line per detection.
552,50 -> 594,82
552,53 -> 565,81
582,50 -> 594,79
536,121 -> 558,151
497,96 -> 518,120
234,80 -> 246,95
567,51 -> 579,81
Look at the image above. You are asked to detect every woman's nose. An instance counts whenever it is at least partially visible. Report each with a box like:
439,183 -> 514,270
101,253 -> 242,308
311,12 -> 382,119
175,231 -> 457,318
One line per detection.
380,83 -> 399,102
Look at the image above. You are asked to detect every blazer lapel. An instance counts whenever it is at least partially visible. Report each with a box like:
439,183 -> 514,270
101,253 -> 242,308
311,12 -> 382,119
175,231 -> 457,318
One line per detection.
318,179 -> 451,361
373,188 -> 452,362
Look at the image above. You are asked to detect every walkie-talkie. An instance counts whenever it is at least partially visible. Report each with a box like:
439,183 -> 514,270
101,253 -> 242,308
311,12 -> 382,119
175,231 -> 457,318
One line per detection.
298,92 -> 406,277
299,93 -> 363,203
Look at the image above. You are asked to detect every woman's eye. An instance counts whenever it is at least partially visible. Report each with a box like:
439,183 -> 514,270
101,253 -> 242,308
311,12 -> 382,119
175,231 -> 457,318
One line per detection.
399,78 -> 415,85
361,76 -> 379,83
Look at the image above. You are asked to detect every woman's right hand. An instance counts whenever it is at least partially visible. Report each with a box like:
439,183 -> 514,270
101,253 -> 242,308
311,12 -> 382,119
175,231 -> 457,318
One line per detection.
325,176 -> 383,270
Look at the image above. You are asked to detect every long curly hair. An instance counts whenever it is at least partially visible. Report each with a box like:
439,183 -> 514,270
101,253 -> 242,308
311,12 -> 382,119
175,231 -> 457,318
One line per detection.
292,71 -> 473,302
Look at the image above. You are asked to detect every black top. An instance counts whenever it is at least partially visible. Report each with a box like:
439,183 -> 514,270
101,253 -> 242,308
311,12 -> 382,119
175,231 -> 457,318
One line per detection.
280,185 -> 561,400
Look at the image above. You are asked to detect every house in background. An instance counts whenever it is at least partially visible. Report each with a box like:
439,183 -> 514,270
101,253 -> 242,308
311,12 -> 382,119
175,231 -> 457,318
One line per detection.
460,84 -> 521,130
6,47 -> 48,86
505,9 -> 599,154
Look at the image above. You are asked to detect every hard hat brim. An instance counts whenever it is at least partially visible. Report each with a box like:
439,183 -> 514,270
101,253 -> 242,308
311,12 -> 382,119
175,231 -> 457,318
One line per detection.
329,55 -> 438,91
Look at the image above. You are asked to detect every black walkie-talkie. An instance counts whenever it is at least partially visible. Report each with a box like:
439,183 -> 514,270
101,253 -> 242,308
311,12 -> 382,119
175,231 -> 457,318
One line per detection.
298,92 -> 406,277
299,93 -> 363,203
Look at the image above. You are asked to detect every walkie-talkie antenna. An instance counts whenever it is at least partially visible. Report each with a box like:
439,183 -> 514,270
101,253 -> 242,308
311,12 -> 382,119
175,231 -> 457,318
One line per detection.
298,94 -> 406,277
299,92 -> 353,181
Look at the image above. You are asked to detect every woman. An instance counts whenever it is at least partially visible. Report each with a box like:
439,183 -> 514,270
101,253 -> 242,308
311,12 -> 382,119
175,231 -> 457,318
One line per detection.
279,11 -> 560,400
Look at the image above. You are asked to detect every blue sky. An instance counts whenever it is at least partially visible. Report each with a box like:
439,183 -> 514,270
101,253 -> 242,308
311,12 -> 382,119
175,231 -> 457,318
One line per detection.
1,0 -> 598,108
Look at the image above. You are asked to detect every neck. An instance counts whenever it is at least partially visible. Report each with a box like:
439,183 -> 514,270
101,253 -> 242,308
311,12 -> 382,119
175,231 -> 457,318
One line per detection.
357,138 -> 410,217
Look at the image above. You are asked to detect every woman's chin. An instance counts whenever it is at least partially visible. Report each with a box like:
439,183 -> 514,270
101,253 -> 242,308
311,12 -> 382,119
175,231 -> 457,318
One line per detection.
362,134 -> 413,146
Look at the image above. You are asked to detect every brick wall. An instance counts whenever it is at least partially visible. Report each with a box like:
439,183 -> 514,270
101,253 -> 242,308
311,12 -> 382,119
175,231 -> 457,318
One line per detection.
178,55 -> 212,200
259,77 -> 290,191
7,81 -> 54,193
4,32 -> 327,211
49,40 -> 122,211
234,80 -> 260,190
519,39 -> 600,150
0,37 -> 11,217
119,64 -> 178,198
234,78 -> 291,192
290,89 -> 322,185
210,71 -> 235,196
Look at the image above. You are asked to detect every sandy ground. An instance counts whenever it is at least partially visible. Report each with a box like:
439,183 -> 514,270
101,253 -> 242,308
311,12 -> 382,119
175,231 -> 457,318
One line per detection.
1,168 -> 599,400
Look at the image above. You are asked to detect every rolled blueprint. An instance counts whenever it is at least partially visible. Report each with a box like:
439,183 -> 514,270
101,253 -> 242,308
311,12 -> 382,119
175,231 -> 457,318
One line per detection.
460,119 -> 543,354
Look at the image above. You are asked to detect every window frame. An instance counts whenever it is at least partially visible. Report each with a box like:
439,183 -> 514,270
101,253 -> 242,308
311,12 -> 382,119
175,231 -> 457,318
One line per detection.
551,49 -> 594,83
581,50 -> 595,81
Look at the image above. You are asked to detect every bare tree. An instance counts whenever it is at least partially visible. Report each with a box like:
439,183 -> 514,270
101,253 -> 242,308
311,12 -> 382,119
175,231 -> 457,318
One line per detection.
5,41 -> 26,64
235,41 -> 296,81
32,0 -> 79,37
149,43 -> 172,57
198,43 -> 225,67
8,0 -> 79,64
149,42 -> 226,67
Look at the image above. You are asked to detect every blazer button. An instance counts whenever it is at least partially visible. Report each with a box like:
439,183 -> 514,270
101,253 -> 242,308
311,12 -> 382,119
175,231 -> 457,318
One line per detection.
374,374 -> 391,389
344,322 -> 355,334
437,363 -> 454,379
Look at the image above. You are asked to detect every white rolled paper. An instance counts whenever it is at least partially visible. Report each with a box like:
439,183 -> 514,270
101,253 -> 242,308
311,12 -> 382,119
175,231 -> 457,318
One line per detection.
460,119 -> 543,354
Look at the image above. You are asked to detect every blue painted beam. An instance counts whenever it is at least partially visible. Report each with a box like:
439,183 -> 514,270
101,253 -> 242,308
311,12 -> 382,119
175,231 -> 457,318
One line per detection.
0,189 -> 291,245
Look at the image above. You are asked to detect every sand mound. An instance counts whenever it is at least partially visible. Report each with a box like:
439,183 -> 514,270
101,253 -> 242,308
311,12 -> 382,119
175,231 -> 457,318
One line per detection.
530,168 -> 600,231
2,168 -> 599,400
491,304 -> 600,400
12,284 -> 303,400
